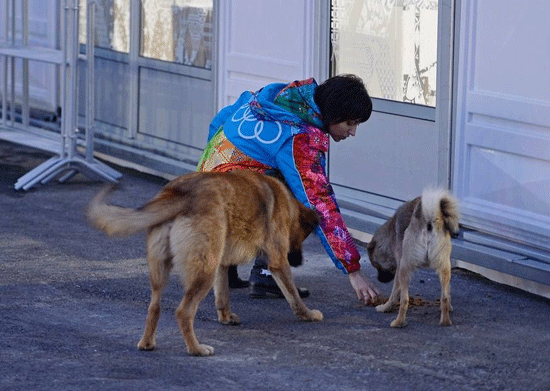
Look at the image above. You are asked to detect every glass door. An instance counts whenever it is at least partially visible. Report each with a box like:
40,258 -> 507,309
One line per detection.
328,0 -> 453,217
331,0 -> 438,114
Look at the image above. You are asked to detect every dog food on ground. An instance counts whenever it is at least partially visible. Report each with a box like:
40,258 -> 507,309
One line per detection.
367,295 -> 440,307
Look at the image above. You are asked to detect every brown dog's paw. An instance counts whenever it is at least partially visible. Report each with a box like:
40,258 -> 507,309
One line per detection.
309,309 -> 323,321
137,339 -> 156,351
188,344 -> 215,357
218,311 -> 241,325
298,308 -> 323,322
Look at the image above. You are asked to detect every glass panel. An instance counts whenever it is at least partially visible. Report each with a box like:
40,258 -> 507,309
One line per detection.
79,0 -> 130,53
140,0 -> 213,69
331,0 -> 438,107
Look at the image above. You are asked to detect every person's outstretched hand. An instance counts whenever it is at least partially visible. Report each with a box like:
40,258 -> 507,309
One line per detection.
348,270 -> 381,305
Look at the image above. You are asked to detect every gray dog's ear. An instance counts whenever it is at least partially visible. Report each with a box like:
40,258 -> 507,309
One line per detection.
367,240 -> 376,257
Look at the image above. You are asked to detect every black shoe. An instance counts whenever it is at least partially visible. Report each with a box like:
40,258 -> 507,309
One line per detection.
249,283 -> 310,299
229,277 -> 250,289
228,266 -> 250,289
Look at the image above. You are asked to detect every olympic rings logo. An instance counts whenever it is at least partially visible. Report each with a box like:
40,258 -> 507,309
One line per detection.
231,104 -> 282,145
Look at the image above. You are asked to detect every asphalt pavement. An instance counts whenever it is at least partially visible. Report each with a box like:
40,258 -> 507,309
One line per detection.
1,140 -> 549,391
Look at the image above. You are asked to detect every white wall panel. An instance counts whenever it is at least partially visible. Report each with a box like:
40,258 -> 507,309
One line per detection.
474,1 -> 550,102
217,0 -> 316,109
454,0 -> 550,252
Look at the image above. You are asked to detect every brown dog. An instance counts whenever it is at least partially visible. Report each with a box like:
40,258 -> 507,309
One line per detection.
367,188 -> 459,328
87,170 -> 322,356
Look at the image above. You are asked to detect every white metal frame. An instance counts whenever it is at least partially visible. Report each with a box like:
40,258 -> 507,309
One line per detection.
0,0 -> 121,190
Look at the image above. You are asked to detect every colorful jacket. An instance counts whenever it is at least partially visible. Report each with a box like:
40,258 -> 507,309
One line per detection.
197,79 -> 361,274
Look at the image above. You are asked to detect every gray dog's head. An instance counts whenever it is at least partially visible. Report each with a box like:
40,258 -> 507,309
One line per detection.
367,235 -> 396,283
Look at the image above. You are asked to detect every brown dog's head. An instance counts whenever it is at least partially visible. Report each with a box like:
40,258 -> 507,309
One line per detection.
367,235 -> 397,283
287,204 -> 319,267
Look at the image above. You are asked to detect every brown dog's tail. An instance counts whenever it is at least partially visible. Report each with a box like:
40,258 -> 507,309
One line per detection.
421,188 -> 460,236
87,185 -> 188,236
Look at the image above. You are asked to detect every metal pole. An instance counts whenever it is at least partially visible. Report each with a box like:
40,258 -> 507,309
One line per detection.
128,0 -> 139,139
9,0 -> 15,127
67,0 -> 78,160
85,0 -> 95,162
60,0 -> 69,158
0,0 -> 9,124
22,0 -> 29,128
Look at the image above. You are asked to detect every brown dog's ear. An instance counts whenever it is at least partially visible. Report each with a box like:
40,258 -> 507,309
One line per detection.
299,205 -> 320,235
287,250 -> 303,267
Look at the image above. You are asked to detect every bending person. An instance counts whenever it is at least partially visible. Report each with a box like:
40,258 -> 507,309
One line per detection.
197,75 -> 380,305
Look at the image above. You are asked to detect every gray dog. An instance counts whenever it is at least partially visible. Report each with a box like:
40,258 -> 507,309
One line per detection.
367,188 -> 460,328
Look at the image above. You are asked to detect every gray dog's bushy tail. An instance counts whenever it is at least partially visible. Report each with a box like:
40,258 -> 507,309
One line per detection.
87,185 -> 189,236
421,188 -> 460,236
